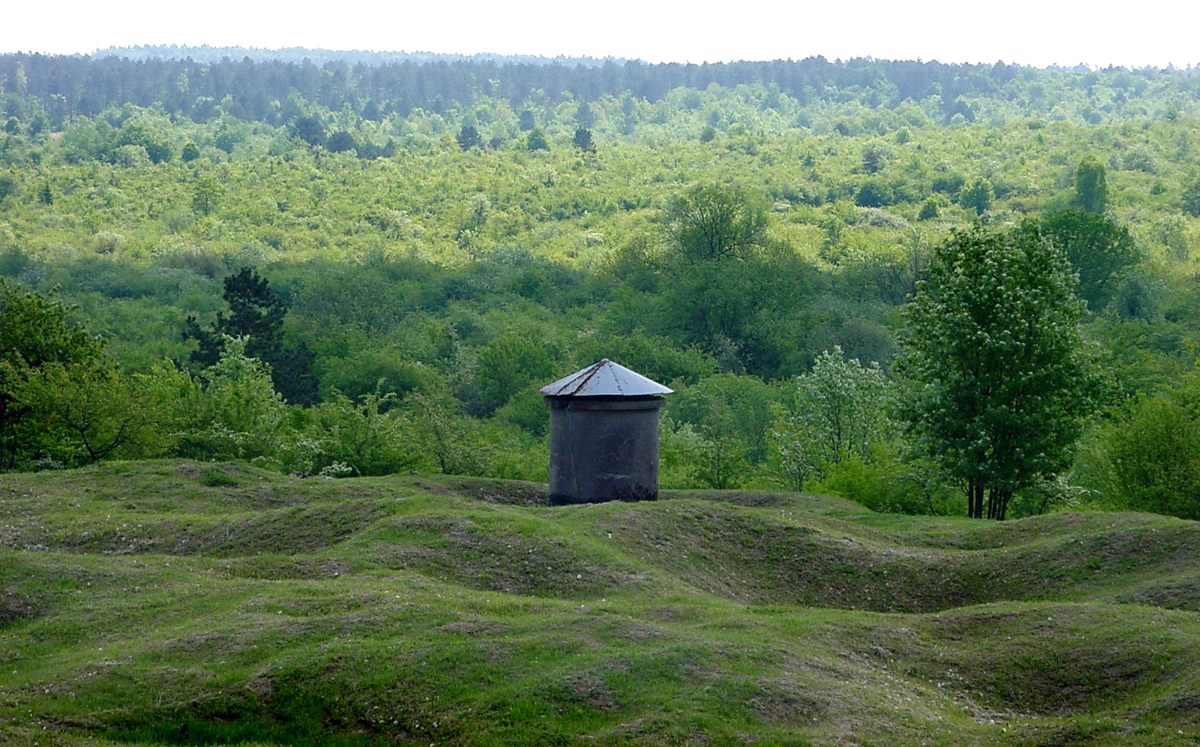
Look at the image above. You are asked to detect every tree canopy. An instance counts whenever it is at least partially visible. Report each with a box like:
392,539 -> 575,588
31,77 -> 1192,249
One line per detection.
899,224 -> 1096,520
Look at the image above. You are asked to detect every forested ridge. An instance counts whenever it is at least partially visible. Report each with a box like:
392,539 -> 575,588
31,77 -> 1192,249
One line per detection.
2,50 -> 1200,521
4,51 -> 1200,125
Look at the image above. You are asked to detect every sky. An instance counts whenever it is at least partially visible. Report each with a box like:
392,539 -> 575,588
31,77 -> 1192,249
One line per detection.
3,0 -> 1198,68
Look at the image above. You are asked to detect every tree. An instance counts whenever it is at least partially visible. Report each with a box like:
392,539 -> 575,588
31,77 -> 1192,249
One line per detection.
19,361 -> 150,465
1039,210 -> 1138,311
1181,178 -> 1200,218
191,176 -> 220,216
456,124 -> 482,150
326,130 -> 359,154
899,224 -> 1095,520
525,128 -> 549,151
1071,157 -> 1108,214
1104,381 -> 1200,520
958,178 -> 994,215
667,183 -> 768,263
184,267 -> 317,405
573,127 -> 595,153
291,114 -> 326,146
175,337 -> 286,461
518,109 -> 536,132
574,101 -> 596,128
0,281 -> 103,468
472,334 -> 556,416
769,347 -> 895,490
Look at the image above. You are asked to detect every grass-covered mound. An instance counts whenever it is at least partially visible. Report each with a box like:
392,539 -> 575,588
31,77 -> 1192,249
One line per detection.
2,461 -> 1198,745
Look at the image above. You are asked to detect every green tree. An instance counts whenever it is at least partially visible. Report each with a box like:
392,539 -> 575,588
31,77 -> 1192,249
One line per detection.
291,114 -> 326,146
669,373 -> 774,462
176,337 -> 286,461
958,178 -> 994,215
456,124 -> 482,150
1104,383 -> 1200,519
19,361 -> 151,465
573,127 -> 596,153
517,109 -> 536,132
326,130 -> 359,154
184,267 -> 317,405
295,387 -> 414,476
472,334 -> 556,416
1181,178 -> 1200,218
1039,210 -> 1139,311
667,183 -> 768,263
525,128 -> 549,151
0,281 -> 103,468
1071,157 -> 1108,214
899,224 -> 1096,520
191,176 -> 220,216
404,388 -> 488,475
769,347 -> 895,491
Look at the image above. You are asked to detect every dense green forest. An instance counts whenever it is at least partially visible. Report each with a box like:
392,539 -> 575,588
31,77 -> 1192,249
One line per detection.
3,50 -> 1200,520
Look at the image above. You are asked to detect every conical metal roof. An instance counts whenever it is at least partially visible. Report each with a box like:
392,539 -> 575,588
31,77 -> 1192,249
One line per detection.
540,359 -> 673,398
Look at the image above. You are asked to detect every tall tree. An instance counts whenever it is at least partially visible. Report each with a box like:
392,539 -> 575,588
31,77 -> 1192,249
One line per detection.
899,224 -> 1096,520
1071,157 -> 1109,214
184,267 -> 317,405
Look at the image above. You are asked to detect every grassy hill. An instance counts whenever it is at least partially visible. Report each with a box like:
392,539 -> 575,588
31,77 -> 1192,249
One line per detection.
2,462 -> 1198,745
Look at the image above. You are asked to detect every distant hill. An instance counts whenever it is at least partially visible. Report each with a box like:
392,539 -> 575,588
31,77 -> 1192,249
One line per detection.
1,460 -> 1197,744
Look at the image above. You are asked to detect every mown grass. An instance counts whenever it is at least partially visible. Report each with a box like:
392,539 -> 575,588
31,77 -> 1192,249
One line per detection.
2,460 -> 1199,745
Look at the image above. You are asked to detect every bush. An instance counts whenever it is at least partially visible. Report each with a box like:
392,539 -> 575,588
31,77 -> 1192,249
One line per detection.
1104,389 -> 1200,519
808,447 -> 959,515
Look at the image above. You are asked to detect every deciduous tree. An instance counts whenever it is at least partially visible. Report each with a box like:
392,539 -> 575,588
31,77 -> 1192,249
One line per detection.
899,224 -> 1096,520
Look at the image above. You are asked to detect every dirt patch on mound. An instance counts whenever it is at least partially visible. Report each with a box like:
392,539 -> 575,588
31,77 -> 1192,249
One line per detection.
0,593 -> 36,627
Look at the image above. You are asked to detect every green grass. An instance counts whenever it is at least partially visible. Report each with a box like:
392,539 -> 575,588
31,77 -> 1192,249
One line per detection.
2,461 -> 1199,745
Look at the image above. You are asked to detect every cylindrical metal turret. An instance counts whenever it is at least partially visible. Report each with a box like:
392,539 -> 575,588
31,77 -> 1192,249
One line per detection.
540,359 -> 672,505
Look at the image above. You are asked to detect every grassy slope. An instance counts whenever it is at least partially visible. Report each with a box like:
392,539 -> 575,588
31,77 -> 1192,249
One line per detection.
1,462 -> 1198,746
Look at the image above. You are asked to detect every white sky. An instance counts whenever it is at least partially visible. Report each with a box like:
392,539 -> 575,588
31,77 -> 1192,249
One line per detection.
3,0 -> 1198,68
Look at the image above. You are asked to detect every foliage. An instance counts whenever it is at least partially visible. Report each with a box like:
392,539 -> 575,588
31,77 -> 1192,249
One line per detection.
0,281 -> 103,468
807,445 -> 959,515
175,337 -> 287,462
666,183 -> 768,263
290,388 -> 414,477
1103,378 -> 1200,519
958,178 -> 994,215
526,128 -> 549,151
456,124 -> 482,151
1182,178 -> 1200,218
1071,157 -> 1109,214
769,347 -> 895,491
471,335 -> 557,416
185,267 -> 317,405
17,360 -> 152,465
899,224 -> 1096,520
1039,210 -> 1139,311
668,373 -> 775,463
3,52 -> 1200,513
572,127 -> 595,153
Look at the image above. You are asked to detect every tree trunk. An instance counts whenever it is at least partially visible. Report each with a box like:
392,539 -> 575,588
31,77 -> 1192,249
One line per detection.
967,478 -> 985,519
986,488 -> 1012,521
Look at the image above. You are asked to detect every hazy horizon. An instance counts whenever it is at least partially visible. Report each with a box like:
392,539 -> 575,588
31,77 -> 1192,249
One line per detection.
3,0 -> 1198,69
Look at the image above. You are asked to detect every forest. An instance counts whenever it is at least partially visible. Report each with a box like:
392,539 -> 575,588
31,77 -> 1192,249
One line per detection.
3,49 -> 1200,521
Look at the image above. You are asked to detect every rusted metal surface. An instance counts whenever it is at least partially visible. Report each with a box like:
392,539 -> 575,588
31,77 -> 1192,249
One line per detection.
539,359 -> 673,398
